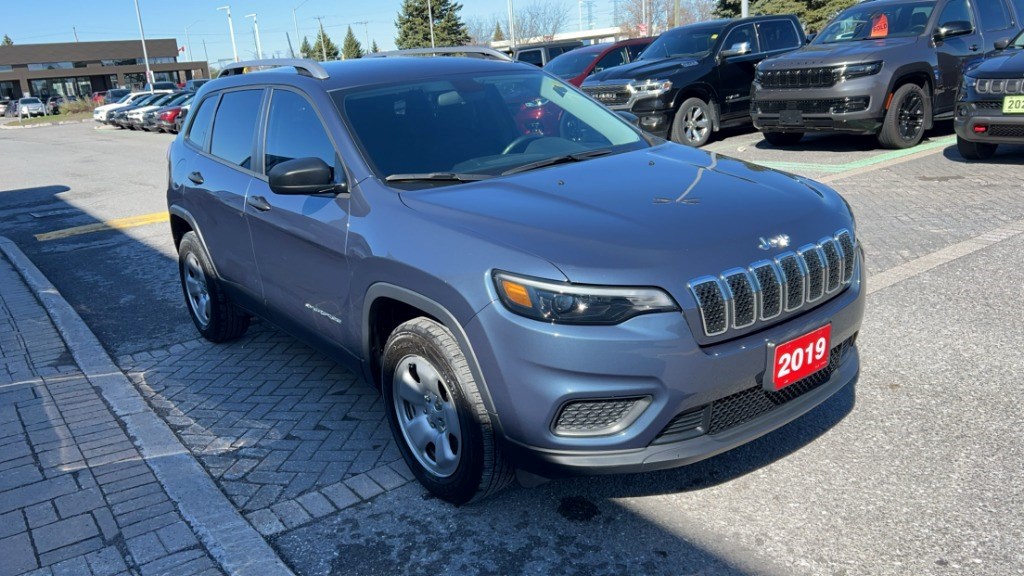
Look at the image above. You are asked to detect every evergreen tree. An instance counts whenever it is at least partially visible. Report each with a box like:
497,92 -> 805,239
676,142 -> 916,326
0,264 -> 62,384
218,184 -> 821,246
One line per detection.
342,26 -> 364,59
492,22 -> 505,42
2,34 -> 13,46
300,36 -> 313,59
311,28 -> 340,61
371,40 -> 380,53
395,0 -> 470,49
713,0 -> 855,33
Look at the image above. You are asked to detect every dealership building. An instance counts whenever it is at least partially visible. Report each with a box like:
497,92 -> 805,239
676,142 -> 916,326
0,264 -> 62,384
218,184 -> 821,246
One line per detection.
0,39 -> 209,100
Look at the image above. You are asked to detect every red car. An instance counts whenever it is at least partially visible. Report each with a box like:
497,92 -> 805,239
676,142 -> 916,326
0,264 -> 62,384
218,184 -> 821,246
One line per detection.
543,37 -> 654,87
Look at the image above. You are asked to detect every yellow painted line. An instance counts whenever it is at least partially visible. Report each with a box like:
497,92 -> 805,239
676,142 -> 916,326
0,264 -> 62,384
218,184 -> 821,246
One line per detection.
35,211 -> 169,242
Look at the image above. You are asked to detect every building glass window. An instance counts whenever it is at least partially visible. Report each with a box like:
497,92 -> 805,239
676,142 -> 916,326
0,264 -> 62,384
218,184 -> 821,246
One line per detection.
0,81 -> 17,99
0,65 -> 12,72
28,62 -> 74,71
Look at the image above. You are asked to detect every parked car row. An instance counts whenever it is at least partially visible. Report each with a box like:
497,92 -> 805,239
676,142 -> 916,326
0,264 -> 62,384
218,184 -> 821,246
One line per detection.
2,97 -> 47,117
530,0 -> 1024,157
93,89 -> 193,133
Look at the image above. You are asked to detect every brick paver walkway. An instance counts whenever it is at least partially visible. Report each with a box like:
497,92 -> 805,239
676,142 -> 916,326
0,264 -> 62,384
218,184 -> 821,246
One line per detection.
0,252 -> 223,576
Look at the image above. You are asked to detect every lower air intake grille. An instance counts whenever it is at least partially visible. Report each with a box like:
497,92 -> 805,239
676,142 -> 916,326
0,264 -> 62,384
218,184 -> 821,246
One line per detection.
988,124 -> 1024,138
554,397 -> 646,436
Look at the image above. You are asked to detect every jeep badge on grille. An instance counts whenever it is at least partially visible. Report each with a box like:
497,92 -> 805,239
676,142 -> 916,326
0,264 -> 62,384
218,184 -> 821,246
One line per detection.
758,234 -> 791,250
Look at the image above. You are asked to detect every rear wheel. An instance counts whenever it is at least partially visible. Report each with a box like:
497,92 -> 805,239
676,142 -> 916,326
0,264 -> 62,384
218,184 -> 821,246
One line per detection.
763,131 -> 804,147
879,83 -> 929,149
956,136 -> 997,160
382,318 -> 514,505
671,97 -> 714,147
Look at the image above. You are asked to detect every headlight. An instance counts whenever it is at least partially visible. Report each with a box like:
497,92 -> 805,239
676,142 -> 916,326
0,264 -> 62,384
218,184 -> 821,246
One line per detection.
493,271 -> 679,325
755,68 -> 765,83
628,79 -> 673,98
839,61 -> 882,81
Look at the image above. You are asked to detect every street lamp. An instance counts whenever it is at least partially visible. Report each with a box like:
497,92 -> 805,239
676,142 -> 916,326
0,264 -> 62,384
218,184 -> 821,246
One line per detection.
507,0 -> 516,49
217,6 -> 239,63
184,20 -> 200,63
427,0 -> 436,48
245,13 -> 263,60
292,0 -> 310,56
132,0 -> 154,88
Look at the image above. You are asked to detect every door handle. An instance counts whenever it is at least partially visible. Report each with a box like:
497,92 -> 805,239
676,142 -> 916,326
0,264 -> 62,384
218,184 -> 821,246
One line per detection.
187,171 -> 204,185
246,195 -> 271,212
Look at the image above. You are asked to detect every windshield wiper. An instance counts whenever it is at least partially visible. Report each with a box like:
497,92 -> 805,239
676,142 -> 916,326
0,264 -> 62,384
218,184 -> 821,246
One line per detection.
384,172 -> 493,183
501,149 -> 614,176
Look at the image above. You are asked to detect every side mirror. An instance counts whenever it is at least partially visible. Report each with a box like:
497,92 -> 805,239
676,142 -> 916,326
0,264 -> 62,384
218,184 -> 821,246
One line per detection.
616,110 -> 640,127
805,33 -> 816,44
995,38 -> 1011,50
934,21 -> 973,41
268,157 -> 347,195
720,42 -> 752,59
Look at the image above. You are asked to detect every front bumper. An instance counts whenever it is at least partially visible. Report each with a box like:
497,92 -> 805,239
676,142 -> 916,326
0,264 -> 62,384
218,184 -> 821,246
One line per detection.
466,254 -> 866,477
751,77 -> 888,135
954,102 -> 1024,144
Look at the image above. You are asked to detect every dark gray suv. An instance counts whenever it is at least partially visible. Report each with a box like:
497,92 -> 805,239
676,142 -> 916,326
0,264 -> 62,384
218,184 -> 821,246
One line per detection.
751,0 -> 1024,149
167,53 -> 865,504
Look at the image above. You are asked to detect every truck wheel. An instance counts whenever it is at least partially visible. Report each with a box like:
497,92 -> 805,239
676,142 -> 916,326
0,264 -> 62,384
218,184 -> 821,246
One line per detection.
879,83 -> 929,149
763,132 -> 804,147
178,232 -> 250,342
382,317 -> 514,505
671,98 -> 714,147
956,136 -> 997,160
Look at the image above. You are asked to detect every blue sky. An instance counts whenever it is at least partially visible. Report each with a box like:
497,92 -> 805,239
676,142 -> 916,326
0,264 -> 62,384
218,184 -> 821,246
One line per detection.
3,0 -> 607,65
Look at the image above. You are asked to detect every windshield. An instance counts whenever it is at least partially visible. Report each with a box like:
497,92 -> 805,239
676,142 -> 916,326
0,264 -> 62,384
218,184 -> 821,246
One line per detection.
333,70 -> 646,185
22,98 -> 41,104
814,1 -> 934,44
543,50 -> 601,79
165,93 -> 191,106
639,22 -> 726,60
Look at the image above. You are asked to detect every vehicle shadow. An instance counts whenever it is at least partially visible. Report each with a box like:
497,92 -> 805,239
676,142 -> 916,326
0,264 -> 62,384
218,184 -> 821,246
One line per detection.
751,119 -> 957,153
942,142 -> 1024,164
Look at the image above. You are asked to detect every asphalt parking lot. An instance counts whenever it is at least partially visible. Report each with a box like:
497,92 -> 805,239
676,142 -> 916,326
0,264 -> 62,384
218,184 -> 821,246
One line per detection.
1,120 -> 1023,575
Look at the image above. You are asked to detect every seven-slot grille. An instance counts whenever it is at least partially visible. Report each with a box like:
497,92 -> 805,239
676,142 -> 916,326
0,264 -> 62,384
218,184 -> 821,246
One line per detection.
975,78 -> 1024,95
758,67 -> 839,89
689,229 -> 856,338
581,85 -> 632,106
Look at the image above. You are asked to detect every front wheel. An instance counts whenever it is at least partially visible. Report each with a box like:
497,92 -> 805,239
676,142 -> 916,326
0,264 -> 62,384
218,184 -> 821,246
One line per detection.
177,231 -> 250,342
956,136 -> 997,160
382,318 -> 514,505
671,97 -> 714,147
879,83 -> 929,149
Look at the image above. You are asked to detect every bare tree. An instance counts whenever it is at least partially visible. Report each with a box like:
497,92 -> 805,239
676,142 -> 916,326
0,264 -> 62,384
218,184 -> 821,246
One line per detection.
504,1 -> 572,42
465,15 -> 499,45
617,0 -> 715,36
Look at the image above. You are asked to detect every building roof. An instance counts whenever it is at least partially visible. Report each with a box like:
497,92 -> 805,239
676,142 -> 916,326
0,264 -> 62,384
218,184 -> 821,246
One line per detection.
0,39 -> 180,65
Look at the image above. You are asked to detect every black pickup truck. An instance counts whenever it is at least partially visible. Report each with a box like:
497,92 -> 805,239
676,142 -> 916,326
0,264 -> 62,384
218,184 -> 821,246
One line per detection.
582,15 -> 805,147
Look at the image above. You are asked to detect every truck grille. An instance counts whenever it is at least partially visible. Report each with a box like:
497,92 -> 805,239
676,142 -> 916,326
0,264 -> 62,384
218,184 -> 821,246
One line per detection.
652,336 -> 854,444
759,67 -> 839,89
581,85 -> 631,106
688,230 -> 856,338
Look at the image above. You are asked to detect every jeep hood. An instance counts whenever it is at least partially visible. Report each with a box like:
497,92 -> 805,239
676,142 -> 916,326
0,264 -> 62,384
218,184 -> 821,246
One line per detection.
967,48 -> 1024,78
761,37 -> 920,69
398,145 -> 854,289
585,56 -> 703,84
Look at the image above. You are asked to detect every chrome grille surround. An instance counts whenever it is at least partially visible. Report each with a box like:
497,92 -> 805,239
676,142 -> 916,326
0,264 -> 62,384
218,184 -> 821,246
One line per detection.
688,229 -> 857,338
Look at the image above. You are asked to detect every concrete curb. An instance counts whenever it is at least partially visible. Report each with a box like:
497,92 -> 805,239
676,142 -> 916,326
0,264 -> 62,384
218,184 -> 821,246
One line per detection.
0,236 -> 294,576
0,118 -> 94,129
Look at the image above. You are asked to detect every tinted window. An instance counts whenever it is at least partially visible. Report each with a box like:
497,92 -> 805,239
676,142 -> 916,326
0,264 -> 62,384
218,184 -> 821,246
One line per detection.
186,95 -> 217,150
549,46 -> 577,59
626,43 -> 649,61
640,22 -> 726,60
264,90 -> 336,175
758,20 -> 801,51
937,0 -> 974,27
209,90 -> 262,170
517,49 -> 543,66
815,1 -> 935,43
722,23 -> 760,53
594,49 -> 626,73
978,0 -> 1012,32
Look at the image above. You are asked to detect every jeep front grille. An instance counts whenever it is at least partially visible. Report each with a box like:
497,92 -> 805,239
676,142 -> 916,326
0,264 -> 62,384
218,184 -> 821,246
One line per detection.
581,85 -> 631,106
988,124 -> 1024,138
975,78 -> 1024,95
688,229 -> 857,338
759,67 -> 839,89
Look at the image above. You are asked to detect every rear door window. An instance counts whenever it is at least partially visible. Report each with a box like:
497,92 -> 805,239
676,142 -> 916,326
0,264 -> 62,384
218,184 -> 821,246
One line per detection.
185,95 -> 217,151
977,0 -> 1013,32
209,89 -> 263,170
757,20 -> 801,51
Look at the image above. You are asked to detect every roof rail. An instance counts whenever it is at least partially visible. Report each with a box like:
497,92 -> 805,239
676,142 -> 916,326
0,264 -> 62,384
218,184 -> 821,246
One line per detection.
217,59 -> 330,80
367,47 -> 512,62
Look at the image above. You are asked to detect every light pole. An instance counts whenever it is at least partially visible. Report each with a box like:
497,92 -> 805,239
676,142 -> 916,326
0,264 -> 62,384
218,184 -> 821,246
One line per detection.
315,16 -> 327,61
741,0 -> 749,17
292,0 -> 310,55
427,0 -> 436,48
184,20 -> 200,63
507,0 -> 516,49
245,13 -> 263,60
132,0 -> 154,88
217,6 -> 239,63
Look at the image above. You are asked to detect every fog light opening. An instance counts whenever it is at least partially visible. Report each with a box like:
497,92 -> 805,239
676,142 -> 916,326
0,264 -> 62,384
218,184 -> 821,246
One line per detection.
974,125 -> 989,134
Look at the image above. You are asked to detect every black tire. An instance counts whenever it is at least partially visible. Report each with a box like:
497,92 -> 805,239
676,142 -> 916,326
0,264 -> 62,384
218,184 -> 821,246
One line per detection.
382,317 -> 514,505
763,131 -> 804,147
671,97 -> 715,147
956,136 -> 997,160
878,83 -> 929,149
177,231 -> 250,343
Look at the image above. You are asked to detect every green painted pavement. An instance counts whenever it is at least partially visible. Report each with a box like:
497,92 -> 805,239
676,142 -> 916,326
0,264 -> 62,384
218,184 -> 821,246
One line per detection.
755,135 -> 956,174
